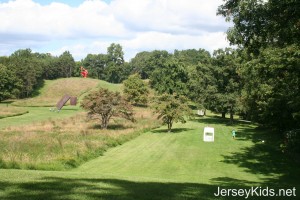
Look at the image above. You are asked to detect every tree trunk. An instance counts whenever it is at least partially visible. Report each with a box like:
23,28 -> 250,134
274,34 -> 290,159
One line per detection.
230,112 -> 234,124
167,119 -> 172,132
221,112 -> 226,118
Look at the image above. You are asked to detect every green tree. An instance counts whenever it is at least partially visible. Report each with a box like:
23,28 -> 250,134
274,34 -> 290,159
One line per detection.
8,49 -> 43,98
81,54 -> 107,79
104,43 -> 127,83
81,88 -> 135,129
58,51 -> 75,78
217,0 -> 300,52
150,57 -> 189,95
153,93 -> 193,132
0,64 -> 21,102
211,48 -> 242,122
240,45 -> 300,131
123,74 -> 149,106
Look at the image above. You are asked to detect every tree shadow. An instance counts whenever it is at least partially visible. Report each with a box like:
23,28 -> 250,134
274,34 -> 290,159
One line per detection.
220,124 -> 300,187
151,128 -> 193,134
1,176 -> 297,200
30,79 -> 45,98
0,177 -> 221,200
90,124 -> 133,130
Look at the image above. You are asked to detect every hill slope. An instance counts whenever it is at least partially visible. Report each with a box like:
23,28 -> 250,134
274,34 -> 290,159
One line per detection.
12,78 -> 122,107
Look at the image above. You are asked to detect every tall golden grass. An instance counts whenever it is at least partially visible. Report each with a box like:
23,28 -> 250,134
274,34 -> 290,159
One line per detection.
0,107 -> 160,170
0,106 -> 28,118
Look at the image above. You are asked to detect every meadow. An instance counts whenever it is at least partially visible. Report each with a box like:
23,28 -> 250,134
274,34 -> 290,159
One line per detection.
0,78 -> 298,199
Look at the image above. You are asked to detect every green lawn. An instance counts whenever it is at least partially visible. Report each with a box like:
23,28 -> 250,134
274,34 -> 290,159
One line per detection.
0,115 -> 298,199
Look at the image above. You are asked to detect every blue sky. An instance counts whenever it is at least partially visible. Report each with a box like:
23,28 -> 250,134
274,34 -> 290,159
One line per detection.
0,0 -> 230,61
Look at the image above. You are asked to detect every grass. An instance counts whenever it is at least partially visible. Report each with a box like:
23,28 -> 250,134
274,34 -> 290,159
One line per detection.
0,78 -> 298,199
0,115 -> 299,199
0,104 -> 28,119
0,107 -> 160,170
12,78 -> 122,107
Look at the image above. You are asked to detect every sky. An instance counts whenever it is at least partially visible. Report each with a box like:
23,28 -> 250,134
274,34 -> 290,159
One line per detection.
0,0 -> 231,61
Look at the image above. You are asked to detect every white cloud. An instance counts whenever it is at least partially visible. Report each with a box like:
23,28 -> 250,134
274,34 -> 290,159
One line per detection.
0,0 -> 230,60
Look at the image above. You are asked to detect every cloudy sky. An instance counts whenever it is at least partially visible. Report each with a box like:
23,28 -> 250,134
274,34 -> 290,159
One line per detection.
0,0 -> 231,61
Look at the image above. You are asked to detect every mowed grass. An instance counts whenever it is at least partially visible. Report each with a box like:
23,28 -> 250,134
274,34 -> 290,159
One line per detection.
0,115 -> 298,200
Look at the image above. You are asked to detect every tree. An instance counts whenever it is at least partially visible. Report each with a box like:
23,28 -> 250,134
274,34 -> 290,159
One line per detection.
240,45 -> 300,131
153,93 -> 193,132
104,43 -> 127,83
129,50 -> 171,79
8,49 -> 43,98
217,0 -> 300,52
0,64 -> 21,102
211,48 -> 242,122
81,54 -> 107,79
81,88 -> 135,129
57,51 -> 75,78
123,74 -> 149,106
150,57 -> 189,96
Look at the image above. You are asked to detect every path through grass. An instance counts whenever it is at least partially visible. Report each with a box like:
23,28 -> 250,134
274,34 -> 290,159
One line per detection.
0,115 -> 298,199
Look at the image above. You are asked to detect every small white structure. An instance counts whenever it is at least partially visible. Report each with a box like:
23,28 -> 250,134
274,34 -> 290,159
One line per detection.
197,110 -> 204,116
203,127 -> 214,142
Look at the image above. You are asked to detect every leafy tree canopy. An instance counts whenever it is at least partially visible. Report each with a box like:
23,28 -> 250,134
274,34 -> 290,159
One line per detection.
153,93 -> 193,132
81,88 -> 135,129
0,64 -> 21,102
123,74 -> 149,106
218,0 -> 300,52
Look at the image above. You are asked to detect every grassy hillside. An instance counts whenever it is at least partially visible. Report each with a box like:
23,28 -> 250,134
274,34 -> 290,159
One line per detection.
12,78 -> 122,107
0,78 -> 122,129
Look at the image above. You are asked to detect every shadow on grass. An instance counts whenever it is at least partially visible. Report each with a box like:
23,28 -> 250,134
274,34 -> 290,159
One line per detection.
1,177 -> 293,200
220,125 -> 300,188
151,128 -> 193,134
91,124 -> 133,130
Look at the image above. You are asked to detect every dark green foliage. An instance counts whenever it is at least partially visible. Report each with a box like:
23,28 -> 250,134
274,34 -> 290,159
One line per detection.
240,45 -> 300,131
0,64 -> 21,102
81,53 -> 107,79
211,48 -> 242,122
81,88 -> 135,129
8,49 -> 44,98
130,50 -> 172,79
150,57 -> 189,95
104,43 -> 127,83
281,129 -> 300,160
57,51 -> 76,78
217,0 -> 300,52
152,93 -> 193,132
123,74 -> 149,106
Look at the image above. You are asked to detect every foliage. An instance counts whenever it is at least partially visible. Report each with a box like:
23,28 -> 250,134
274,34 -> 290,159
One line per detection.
104,43 -> 127,83
150,57 -> 189,95
240,45 -> 300,131
281,129 -> 300,160
57,51 -> 76,78
81,53 -> 107,79
152,93 -> 193,132
184,49 -> 214,111
81,88 -> 135,129
217,0 -> 300,53
0,64 -> 21,102
123,74 -> 149,106
211,48 -> 242,122
130,50 -> 172,79
8,49 -> 44,98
